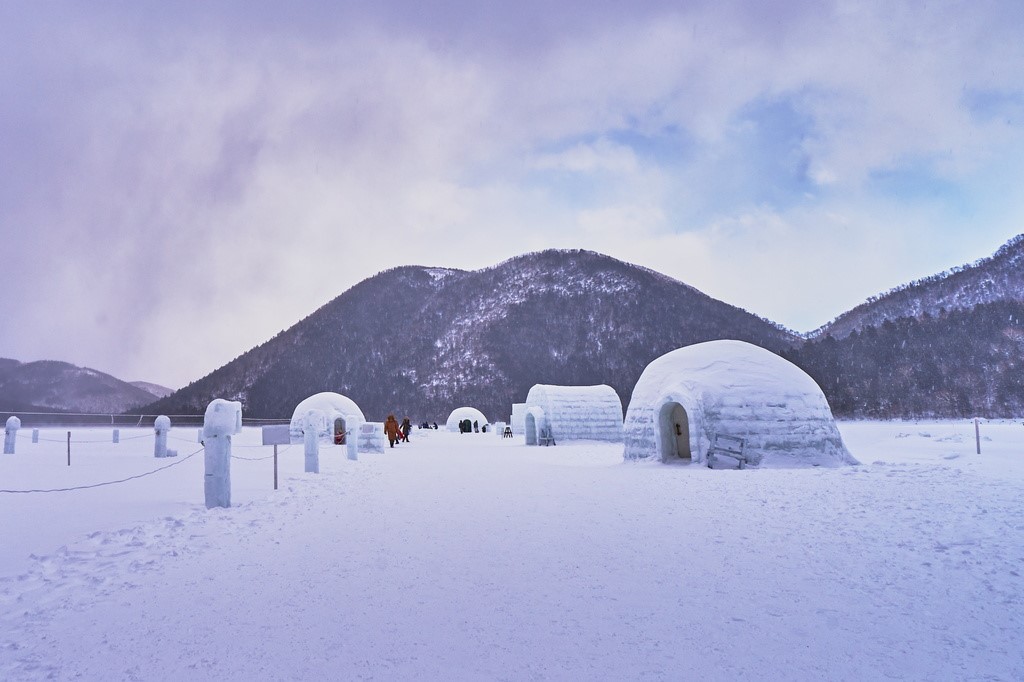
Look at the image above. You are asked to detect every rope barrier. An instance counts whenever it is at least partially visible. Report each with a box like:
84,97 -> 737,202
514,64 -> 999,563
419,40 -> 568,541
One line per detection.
232,445 -> 293,462
0,447 -> 204,494
14,432 -> 155,444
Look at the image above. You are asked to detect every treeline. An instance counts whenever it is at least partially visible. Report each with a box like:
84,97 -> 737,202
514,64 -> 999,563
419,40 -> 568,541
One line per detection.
787,301 -> 1024,418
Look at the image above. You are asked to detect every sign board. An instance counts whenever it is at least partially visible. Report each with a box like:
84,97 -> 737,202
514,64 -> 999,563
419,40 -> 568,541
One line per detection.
262,424 -> 291,446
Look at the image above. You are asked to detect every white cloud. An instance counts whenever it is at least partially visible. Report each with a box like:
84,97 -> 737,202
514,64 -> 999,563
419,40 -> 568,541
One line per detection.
2,1 -> 1023,386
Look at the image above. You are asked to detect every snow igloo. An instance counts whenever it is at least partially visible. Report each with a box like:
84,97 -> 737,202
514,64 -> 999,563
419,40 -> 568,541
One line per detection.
289,392 -> 366,445
446,407 -> 488,432
523,384 -> 623,445
623,340 -> 857,467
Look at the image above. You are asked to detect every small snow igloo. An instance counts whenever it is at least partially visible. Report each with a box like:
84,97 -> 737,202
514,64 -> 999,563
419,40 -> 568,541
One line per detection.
289,392 -> 366,446
446,407 -> 488,433
523,384 -> 623,445
623,340 -> 856,467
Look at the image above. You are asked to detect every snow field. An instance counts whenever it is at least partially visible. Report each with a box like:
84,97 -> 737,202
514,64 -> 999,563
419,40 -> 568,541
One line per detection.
0,422 -> 1022,680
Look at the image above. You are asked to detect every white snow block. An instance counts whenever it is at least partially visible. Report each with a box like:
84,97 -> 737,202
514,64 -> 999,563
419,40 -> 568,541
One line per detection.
154,415 -> 171,458
4,416 -> 20,454
113,429 -> 120,444
357,422 -> 385,454
523,384 -> 623,445
511,403 -> 526,435
203,399 -> 242,509
303,410 -> 320,474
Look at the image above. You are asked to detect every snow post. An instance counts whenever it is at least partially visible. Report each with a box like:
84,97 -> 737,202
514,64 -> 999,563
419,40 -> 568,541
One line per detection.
303,410 -> 320,474
4,416 -> 20,454
113,429 -> 120,444
203,399 -> 242,509
154,415 -> 171,458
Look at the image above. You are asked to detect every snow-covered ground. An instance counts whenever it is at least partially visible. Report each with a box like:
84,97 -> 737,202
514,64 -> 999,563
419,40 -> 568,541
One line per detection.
1,420 -> 1022,680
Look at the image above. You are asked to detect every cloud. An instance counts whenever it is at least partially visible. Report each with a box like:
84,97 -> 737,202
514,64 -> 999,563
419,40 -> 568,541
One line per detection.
1,1 -> 1023,387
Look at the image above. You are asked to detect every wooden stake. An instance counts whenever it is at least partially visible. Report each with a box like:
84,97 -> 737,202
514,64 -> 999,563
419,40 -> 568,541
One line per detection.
274,444 -> 278,490
67,431 -> 71,466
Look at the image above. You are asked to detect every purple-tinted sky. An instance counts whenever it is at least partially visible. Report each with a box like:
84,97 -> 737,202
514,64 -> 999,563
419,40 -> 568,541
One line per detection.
2,1 -> 1023,389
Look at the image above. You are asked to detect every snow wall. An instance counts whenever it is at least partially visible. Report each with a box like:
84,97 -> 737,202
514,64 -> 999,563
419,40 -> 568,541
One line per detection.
289,392 -> 366,445
510,403 -> 526,435
623,340 -> 857,468
523,384 -> 623,445
446,407 -> 488,432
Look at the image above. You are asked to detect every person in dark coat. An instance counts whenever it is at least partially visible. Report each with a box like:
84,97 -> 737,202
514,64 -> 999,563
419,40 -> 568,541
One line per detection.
400,417 -> 411,443
384,414 -> 400,448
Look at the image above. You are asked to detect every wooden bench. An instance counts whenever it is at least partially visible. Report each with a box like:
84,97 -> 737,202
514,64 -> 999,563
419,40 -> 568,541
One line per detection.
706,434 -> 747,469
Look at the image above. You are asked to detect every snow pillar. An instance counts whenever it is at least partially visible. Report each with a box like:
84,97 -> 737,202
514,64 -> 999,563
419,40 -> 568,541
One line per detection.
154,415 -> 171,458
203,399 -> 242,509
4,416 -> 20,454
32,428 -> 39,443
113,428 -> 120,444
346,431 -> 358,461
303,411 -> 320,474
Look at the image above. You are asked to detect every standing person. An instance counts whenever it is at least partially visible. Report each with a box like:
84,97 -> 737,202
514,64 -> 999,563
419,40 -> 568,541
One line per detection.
384,414 -> 400,448
400,417 -> 411,443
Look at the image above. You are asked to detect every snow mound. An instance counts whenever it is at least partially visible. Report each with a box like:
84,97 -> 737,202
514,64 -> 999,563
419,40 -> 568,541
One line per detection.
289,392 -> 366,443
446,407 -> 487,432
623,340 -> 856,467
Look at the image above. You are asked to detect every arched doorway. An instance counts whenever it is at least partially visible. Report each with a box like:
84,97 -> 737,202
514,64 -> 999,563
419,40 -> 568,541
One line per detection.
334,417 -> 347,445
524,412 -> 537,445
659,401 -> 691,461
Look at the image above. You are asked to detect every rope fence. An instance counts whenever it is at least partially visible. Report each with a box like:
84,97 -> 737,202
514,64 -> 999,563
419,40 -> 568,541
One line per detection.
232,445 -> 293,462
0,447 -> 204,494
1,411 -> 290,428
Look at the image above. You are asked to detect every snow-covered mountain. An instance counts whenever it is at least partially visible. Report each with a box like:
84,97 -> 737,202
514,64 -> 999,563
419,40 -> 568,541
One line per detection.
812,234 -> 1024,339
0,359 -> 161,413
782,234 -> 1024,418
145,249 -> 797,421
129,381 -> 174,400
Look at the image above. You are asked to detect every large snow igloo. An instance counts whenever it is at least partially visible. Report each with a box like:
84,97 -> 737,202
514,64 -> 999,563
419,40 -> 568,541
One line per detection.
289,392 -> 366,446
445,407 -> 488,432
623,340 -> 857,467
523,384 -> 623,445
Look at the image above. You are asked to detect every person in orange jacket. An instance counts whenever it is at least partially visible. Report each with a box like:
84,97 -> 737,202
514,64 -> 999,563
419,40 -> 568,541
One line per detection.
384,414 -> 401,448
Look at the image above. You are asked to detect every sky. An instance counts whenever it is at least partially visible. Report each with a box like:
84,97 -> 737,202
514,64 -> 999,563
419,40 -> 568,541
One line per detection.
1,1 -> 1023,389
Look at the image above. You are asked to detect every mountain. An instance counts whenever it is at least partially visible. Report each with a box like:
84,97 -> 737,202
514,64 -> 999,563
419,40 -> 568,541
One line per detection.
0,359 -> 161,414
812,234 -> 1024,339
130,381 -> 175,400
786,301 -> 1024,419
785,234 -> 1024,419
143,249 -> 798,421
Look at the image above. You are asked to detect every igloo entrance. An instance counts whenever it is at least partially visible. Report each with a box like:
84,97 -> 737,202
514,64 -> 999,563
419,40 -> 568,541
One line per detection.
659,402 -> 691,461
333,417 -> 347,445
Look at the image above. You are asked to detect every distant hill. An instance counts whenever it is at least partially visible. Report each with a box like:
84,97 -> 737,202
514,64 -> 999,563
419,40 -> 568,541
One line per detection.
787,300 -> 1024,419
812,234 -> 1024,339
130,381 -> 175,400
0,359 -> 160,414
142,249 -> 798,421
785,235 -> 1024,418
